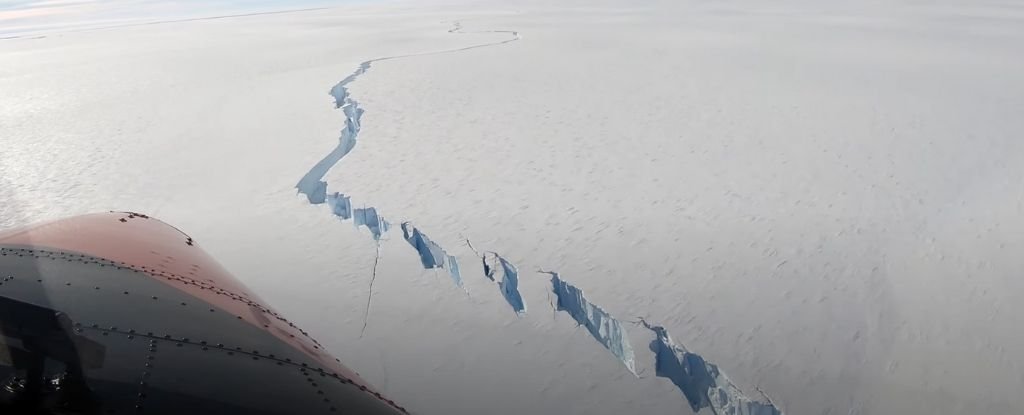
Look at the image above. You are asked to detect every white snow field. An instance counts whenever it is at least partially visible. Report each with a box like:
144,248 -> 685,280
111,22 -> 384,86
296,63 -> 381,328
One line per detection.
3,1 -> 1024,414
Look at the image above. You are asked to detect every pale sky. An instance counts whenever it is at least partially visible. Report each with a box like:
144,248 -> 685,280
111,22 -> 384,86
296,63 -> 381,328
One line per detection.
0,0 -> 362,37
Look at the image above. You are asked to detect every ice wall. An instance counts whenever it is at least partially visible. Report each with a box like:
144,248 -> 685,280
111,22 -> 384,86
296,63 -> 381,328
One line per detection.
544,271 -> 637,376
353,207 -> 389,241
640,320 -> 783,415
481,253 -> 526,315
400,222 -> 462,288
326,192 -> 352,219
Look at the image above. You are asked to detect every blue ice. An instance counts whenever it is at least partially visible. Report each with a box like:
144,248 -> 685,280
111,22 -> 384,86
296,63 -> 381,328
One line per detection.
399,222 -> 462,287
640,320 -> 783,415
546,271 -> 637,376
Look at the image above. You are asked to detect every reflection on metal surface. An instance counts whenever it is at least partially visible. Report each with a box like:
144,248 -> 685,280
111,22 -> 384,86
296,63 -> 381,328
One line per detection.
0,213 -> 407,414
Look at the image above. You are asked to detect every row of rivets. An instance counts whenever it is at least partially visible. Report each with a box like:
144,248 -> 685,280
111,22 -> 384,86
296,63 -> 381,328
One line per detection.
76,326 -> 407,413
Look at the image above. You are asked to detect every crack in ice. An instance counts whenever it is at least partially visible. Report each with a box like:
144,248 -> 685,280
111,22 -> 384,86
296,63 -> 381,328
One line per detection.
295,21 -> 519,241
466,240 -> 527,315
400,222 -> 462,288
294,19 -> 784,413
542,270 -> 637,376
638,319 -> 784,415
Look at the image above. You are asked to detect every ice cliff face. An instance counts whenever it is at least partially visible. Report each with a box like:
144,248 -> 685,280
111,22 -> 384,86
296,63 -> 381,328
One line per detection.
544,271 -> 637,376
400,222 -> 462,287
479,253 -> 526,315
354,207 -> 389,241
640,320 -> 783,415
326,192 -> 352,220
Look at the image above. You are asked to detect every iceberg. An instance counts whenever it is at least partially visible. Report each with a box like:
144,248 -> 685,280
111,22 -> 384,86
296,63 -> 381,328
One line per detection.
639,320 -> 783,415
545,271 -> 637,376
399,222 -> 462,287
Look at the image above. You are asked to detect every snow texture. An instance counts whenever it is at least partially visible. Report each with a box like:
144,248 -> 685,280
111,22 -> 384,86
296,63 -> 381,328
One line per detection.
640,320 -> 783,415
545,271 -> 637,376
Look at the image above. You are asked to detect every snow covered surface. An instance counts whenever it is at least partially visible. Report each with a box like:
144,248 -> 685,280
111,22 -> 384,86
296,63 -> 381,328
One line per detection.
3,0 -> 1024,414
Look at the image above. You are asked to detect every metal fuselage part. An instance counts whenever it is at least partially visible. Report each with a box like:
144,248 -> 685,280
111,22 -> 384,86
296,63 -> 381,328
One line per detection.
0,212 -> 405,414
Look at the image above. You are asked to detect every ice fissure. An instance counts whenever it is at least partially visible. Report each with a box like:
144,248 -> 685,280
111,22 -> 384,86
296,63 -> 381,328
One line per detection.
542,271 -> 637,376
295,20 -> 783,414
400,222 -> 462,288
639,319 -> 784,415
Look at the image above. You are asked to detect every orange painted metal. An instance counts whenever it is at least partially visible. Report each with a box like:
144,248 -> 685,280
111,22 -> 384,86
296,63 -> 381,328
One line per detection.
0,212 -> 373,390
